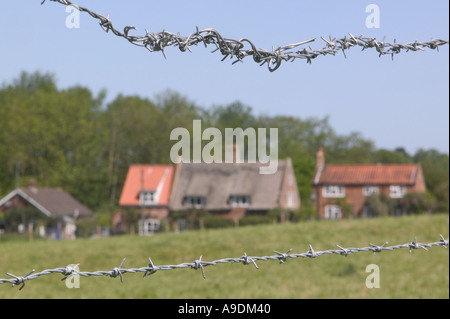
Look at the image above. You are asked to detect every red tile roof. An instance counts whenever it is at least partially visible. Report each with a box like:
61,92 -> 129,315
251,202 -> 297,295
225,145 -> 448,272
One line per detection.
119,164 -> 174,206
314,164 -> 420,185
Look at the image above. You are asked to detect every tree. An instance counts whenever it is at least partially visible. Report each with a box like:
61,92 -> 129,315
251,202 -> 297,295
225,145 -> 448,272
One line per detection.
0,72 -> 107,210
104,95 -> 160,208
209,101 -> 257,129
371,148 -> 412,164
402,192 -> 436,214
364,194 -> 394,217
413,149 -> 449,213
103,90 -> 202,208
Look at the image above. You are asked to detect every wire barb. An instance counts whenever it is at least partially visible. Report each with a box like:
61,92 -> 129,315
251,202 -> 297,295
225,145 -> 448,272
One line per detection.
109,258 -> 126,283
240,252 -> 259,269
191,255 -> 206,279
336,245 -> 351,256
143,258 -> 157,279
439,234 -> 449,248
6,269 -> 35,290
61,264 -> 79,281
273,249 -> 293,264
306,244 -> 318,258
409,237 -> 429,254
41,0 -> 449,72
369,242 -> 390,255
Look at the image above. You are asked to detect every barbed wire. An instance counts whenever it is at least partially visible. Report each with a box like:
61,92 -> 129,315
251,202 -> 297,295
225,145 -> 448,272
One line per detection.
41,0 -> 449,72
1,234 -> 448,290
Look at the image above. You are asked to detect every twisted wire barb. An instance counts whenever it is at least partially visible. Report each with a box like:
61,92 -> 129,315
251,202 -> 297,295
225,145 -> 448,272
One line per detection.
41,0 -> 448,71
1,234 -> 448,290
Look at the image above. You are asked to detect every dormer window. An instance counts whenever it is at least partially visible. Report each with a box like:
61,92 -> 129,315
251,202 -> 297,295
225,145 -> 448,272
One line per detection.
183,196 -> 205,209
139,190 -> 156,206
229,195 -> 251,207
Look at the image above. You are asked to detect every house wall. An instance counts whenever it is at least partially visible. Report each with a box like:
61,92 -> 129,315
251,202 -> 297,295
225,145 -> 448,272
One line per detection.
0,194 -> 28,212
117,206 -> 170,221
279,158 -> 301,211
113,207 -> 169,228
412,166 -> 426,193
141,207 -> 170,221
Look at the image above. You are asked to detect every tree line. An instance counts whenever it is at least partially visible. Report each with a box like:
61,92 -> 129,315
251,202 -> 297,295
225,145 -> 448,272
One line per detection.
0,71 -> 448,224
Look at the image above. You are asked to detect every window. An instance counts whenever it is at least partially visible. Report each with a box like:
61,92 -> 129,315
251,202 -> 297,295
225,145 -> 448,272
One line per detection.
324,205 -> 342,219
229,195 -> 251,207
287,192 -> 295,208
390,185 -> 407,198
322,185 -> 345,198
362,185 -> 379,196
139,218 -> 160,235
183,196 -> 205,208
139,190 -> 156,205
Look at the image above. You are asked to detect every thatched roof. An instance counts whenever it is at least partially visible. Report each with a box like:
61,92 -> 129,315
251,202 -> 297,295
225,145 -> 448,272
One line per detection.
169,160 -> 290,211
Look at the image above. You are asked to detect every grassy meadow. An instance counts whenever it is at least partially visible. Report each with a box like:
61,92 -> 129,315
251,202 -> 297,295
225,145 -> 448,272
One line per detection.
0,214 -> 448,299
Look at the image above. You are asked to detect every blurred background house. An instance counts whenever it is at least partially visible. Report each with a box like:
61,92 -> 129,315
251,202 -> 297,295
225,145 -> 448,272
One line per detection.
114,165 -> 174,235
312,147 -> 427,219
169,158 -> 300,227
114,156 -> 300,234
0,181 -> 94,239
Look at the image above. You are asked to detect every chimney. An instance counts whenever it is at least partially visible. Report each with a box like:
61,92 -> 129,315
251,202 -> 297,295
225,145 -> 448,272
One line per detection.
28,179 -> 38,194
225,142 -> 241,163
316,147 -> 325,171
233,142 -> 240,163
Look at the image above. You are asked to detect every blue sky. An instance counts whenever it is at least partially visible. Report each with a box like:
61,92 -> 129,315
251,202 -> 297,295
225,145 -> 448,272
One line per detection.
1,0 -> 448,155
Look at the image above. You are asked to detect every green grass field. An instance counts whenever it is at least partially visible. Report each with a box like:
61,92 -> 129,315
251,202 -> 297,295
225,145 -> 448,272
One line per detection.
0,214 -> 448,299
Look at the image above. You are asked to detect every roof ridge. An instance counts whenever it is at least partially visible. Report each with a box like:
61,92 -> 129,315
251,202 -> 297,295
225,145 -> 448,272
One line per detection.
316,163 -> 420,185
325,163 -> 417,166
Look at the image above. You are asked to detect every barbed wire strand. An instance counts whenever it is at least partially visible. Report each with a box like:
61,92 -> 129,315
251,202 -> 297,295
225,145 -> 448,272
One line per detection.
41,0 -> 449,72
1,234 -> 448,290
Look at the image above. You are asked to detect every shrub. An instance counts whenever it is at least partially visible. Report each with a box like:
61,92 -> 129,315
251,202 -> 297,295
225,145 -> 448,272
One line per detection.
201,214 -> 235,229
238,215 -> 272,227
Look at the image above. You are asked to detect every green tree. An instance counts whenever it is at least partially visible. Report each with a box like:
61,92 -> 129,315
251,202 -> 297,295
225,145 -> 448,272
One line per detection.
209,101 -> 257,129
364,194 -> 393,217
370,148 -> 412,164
104,90 -> 202,208
0,71 -> 107,210
413,149 -> 449,212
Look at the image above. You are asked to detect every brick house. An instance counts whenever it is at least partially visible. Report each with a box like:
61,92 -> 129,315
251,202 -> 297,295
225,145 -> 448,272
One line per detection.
312,148 -> 426,219
169,158 -> 300,224
0,183 -> 94,239
116,164 -> 174,235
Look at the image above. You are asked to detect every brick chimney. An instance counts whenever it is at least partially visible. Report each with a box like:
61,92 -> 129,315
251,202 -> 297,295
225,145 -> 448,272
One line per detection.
225,142 -> 241,163
316,147 -> 325,171
27,179 -> 38,194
